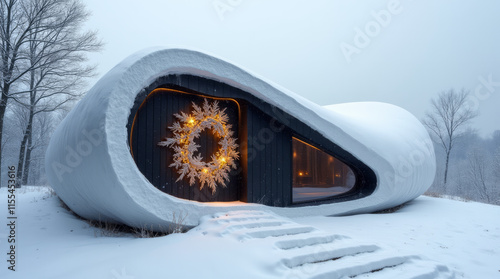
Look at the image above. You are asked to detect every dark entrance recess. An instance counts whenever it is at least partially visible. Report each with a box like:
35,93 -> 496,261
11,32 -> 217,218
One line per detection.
127,74 -> 377,207
129,89 -> 241,202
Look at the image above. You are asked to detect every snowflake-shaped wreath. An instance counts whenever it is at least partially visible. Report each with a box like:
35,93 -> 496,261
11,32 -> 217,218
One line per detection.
158,99 -> 239,193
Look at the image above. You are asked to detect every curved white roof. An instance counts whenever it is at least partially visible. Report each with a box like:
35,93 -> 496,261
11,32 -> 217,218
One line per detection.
45,48 -> 435,229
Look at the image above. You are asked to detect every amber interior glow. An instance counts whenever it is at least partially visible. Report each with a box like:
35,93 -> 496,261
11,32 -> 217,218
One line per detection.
292,137 -> 356,202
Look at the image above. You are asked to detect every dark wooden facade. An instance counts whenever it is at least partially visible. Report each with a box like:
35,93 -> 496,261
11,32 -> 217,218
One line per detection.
127,74 -> 376,207
129,89 -> 241,202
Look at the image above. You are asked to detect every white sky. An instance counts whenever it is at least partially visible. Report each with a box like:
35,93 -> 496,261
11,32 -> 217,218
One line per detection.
83,0 -> 500,137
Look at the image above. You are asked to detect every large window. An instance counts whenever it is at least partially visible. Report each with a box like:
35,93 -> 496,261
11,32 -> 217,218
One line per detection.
292,138 -> 356,203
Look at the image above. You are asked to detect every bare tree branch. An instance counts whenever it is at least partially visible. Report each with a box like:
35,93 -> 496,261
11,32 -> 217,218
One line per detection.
422,88 -> 478,187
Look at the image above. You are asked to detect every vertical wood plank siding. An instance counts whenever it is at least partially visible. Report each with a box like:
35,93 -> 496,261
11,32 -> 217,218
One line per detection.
131,89 -> 240,202
128,74 -> 376,207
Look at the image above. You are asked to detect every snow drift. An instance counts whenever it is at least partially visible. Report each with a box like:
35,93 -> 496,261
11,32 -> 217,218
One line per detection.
45,48 -> 435,229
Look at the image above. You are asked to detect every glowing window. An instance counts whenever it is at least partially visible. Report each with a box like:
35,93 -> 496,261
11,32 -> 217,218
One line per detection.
292,138 -> 356,203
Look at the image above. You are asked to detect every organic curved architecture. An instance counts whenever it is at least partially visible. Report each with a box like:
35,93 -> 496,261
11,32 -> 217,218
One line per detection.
45,48 -> 435,229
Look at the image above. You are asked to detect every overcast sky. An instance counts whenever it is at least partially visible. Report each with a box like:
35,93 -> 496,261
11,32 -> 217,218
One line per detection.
83,0 -> 500,137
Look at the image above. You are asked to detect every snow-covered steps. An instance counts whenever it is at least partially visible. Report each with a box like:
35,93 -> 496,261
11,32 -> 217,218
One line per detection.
281,244 -> 380,268
247,226 -> 316,239
290,252 -> 455,279
346,258 -> 456,279
275,234 -> 349,250
196,210 -> 456,279
295,253 -> 416,279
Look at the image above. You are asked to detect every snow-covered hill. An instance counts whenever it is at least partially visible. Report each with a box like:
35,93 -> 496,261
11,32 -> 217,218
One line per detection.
0,187 -> 498,278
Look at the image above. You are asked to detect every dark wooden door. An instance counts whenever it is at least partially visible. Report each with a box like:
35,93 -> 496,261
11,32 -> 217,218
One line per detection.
130,89 -> 241,202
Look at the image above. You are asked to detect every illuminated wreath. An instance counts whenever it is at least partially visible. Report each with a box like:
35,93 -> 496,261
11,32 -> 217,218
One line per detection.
158,99 -> 239,193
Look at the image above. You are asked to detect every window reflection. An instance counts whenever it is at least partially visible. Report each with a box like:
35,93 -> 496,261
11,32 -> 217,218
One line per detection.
292,138 -> 356,202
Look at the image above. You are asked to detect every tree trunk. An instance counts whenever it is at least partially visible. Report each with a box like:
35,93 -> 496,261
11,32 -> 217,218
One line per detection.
443,150 -> 450,189
16,124 -> 29,188
0,0 -> 14,187
22,116 -> 34,185
0,86 -> 10,186
21,76 -> 36,186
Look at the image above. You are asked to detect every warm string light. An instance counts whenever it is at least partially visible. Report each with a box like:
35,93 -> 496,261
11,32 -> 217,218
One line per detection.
158,99 -> 239,193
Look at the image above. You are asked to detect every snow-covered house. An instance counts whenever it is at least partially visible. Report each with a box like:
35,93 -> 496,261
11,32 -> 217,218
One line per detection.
45,48 -> 436,229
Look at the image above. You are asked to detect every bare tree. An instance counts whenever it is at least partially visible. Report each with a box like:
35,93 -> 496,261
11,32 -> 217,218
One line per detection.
14,0 -> 101,186
466,147 -> 490,203
423,89 -> 477,188
0,0 -> 79,182
493,147 -> 500,182
1,0 -> 47,181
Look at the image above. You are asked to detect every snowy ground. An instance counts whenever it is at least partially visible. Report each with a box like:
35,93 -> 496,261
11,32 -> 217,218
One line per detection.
0,186 -> 499,279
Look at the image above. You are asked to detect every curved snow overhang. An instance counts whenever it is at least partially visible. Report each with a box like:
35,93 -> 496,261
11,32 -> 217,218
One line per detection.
45,48 -> 436,229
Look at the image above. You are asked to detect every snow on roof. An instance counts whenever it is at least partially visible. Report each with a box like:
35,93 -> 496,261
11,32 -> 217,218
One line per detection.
45,48 -> 435,229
